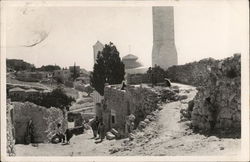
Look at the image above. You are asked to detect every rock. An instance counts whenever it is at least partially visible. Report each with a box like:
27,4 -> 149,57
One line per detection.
220,147 -> 224,150
144,118 -> 150,124
111,128 -> 120,138
208,136 -> 218,142
106,132 -> 116,140
138,121 -> 147,130
178,95 -> 188,100
109,147 -> 120,154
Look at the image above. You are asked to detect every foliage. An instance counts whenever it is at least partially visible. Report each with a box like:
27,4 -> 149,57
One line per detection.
37,65 -> 61,72
71,65 -> 80,81
25,87 -> 75,111
147,65 -> 165,86
7,59 -> 35,72
90,42 -> 125,95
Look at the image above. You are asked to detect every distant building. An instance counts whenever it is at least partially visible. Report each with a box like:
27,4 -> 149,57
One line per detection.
15,71 -> 47,82
152,6 -> 178,70
8,87 -> 26,101
53,69 -> 71,83
93,41 -> 104,63
122,54 -> 142,70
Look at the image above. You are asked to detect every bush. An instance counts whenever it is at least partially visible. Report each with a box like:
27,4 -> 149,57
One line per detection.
25,87 -> 75,111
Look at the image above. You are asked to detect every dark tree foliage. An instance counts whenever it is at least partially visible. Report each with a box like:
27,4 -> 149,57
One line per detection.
71,65 -> 80,81
7,59 -> 35,72
25,87 -> 75,111
147,65 -> 165,86
37,65 -> 61,72
90,42 -> 125,95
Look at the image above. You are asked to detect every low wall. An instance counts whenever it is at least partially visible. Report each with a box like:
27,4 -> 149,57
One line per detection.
189,54 -> 241,135
12,102 -> 68,144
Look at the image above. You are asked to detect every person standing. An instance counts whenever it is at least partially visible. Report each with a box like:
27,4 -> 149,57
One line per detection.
97,121 -> 105,143
24,119 -> 34,144
90,116 -> 99,139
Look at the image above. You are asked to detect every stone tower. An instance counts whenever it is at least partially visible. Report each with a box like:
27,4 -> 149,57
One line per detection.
93,41 -> 104,64
152,6 -> 178,70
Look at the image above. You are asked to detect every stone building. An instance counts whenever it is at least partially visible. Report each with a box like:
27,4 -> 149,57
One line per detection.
152,6 -> 178,70
12,102 -> 67,144
15,71 -> 48,82
8,87 -> 26,101
53,69 -> 71,83
98,84 -> 159,137
93,41 -> 104,64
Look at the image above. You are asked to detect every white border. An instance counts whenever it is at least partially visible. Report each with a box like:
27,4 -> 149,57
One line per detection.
1,0 -> 249,162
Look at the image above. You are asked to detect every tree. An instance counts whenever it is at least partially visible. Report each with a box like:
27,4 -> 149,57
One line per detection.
38,65 -> 61,72
147,65 -> 165,86
71,64 -> 80,81
90,42 -> 125,95
25,87 -> 75,111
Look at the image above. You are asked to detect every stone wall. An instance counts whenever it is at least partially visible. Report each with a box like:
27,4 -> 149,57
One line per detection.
103,85 -> 159,137
7,101 -> 15,156
189,54 -> 241,135
12,102 -> 67,144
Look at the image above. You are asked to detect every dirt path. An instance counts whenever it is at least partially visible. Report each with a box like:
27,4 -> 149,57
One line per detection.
14,83 -> 241,156
113,83 -> 241,156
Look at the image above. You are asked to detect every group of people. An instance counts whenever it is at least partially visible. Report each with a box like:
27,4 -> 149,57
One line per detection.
51,123 -> 74,144
90,116 -> 106,143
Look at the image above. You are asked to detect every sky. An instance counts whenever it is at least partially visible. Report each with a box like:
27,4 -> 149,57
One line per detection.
4,1 -> 248,71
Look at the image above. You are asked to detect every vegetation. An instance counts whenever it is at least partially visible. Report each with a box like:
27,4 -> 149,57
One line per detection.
147,65 -> 166,86
25,87 -> 75,111
37,65 -> 61,72
7,59 -> 35,72
90,42 -> 125,95
71,65 -> 80,81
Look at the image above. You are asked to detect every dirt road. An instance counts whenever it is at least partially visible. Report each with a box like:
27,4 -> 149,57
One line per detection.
15,83 -> 241,156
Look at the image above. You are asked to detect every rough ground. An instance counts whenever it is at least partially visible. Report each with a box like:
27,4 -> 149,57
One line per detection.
15,83 -> 241,156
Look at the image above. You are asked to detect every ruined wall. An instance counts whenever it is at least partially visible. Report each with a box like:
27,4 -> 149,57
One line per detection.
104,85 -> 159,137
7,101 -> 15,156
12,102 -> 67,144
166,58 -> 219,86
190,55 -> 241,135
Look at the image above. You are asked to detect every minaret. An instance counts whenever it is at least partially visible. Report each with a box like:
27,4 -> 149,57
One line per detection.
152,6 -> 178,70
93,41 -> 104,64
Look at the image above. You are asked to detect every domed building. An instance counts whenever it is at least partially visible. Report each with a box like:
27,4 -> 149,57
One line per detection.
122,54 -> 142,70
122,54 -> 148,74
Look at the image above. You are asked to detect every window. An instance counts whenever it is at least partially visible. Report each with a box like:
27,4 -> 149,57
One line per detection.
111,115 -> 116,124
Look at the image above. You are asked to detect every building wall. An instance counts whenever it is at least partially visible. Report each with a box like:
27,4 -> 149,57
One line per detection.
12,102 -> 67,144
103,85 -> 159,137
16,71 -> 47,82
53,70 -> 71,83
152,6 -> 178,70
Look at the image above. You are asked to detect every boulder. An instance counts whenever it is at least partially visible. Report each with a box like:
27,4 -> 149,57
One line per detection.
106,132 -> 116,140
